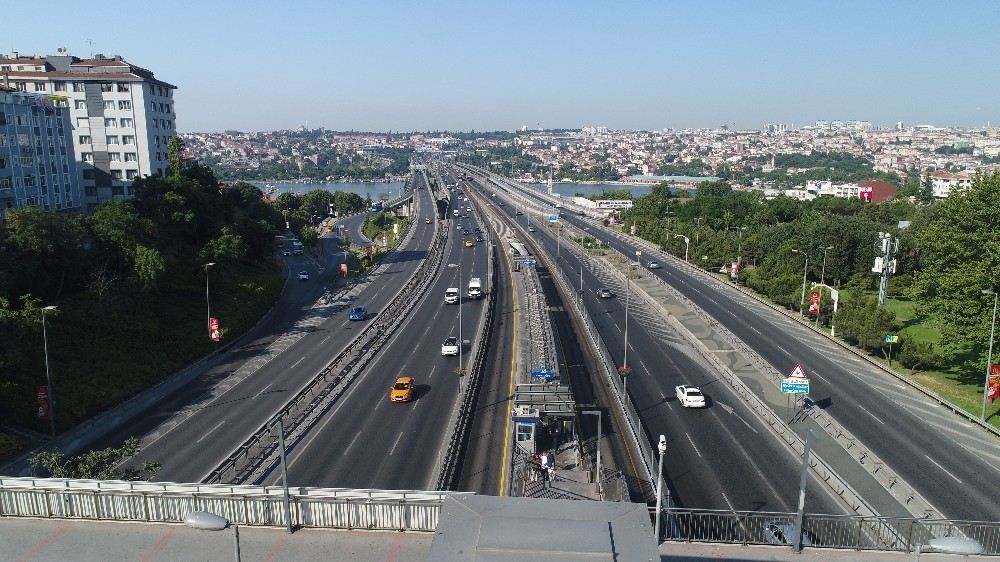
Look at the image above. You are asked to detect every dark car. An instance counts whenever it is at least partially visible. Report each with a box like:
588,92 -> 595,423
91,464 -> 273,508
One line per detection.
349,306 -> 367,321
462,229 -> 470,235
597,288 -> 614,298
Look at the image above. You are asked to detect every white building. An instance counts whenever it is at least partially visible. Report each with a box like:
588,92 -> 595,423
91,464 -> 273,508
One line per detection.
0,87 -> 81,223
922,169 -> 974,198
1,51 -> 177,213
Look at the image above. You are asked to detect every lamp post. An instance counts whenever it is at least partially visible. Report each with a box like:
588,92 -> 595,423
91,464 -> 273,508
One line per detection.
582,410 -> 602,485
820,245 -> 834,285
41,305 -> 58,437
694,217 -> 703,245
448,263 -> 463,371
654,434 -> 667,542
623,271 -> 630,398
982,289 -> 998,421
205,262 -> 216,339
674,234 -> 690,263
791,250 -> 810,319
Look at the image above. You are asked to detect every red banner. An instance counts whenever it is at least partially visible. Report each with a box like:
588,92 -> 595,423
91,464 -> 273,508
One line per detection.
209,317 -> 221,342
989,371 -> 1000,402
810,291 -> 821,304
36,385 -> 49,419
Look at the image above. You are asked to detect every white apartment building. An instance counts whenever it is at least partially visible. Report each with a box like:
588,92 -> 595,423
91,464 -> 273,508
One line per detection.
0,87 -> 80,223
922,169 -> 974,199
1,51 -> 176,213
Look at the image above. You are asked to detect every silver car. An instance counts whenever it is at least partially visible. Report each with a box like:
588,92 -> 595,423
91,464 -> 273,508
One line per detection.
763,522 -> 817,546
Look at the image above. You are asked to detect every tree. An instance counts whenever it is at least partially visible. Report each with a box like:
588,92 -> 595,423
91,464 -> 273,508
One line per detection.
199,227 -> 247,264
29,437 -> 160,480
836,292 -> 896,352
167,136 -> 185,182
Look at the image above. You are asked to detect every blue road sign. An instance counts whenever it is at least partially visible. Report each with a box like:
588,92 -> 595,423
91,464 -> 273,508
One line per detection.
781,378 -> 810,394
548,214 -> 558,222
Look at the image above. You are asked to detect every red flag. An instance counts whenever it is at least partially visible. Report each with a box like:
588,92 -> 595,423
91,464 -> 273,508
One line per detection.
209,317 -> 221,342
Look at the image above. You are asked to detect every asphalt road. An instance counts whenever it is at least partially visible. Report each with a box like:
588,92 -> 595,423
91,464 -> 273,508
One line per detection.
274,183 -> 491,490
98,176 -> 436,483
475,173 -> 847,515
489,171 -> 1000,522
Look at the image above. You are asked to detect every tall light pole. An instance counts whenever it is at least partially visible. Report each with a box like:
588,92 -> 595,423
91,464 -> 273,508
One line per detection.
449,263 -> 463,371
820,245 -> 834,285
205,262 -> 216,338
674,234 -> 690,263
41,305 -> 58,437
982,289 -> 998,421
623,271 -> 630,398
791,250 -> 810,319
654,434 -> 667,542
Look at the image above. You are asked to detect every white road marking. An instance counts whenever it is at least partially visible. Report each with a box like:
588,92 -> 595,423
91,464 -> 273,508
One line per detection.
924,455 -> 963,484
685,432 -> 703,458
721,492 -> 735,512
290,357 -> 305,370
252,382 -> 274,399
321,335 -> 331,345
389,431 -> 405,456
857,405 -> 885,424
197,420 -> 225,443
343,431 -> 362,455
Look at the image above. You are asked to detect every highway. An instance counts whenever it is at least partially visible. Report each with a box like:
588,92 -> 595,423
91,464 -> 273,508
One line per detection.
486,170 -> 1000,522
470,169 -> 847,514
99,175 -> 437,483
274,176 -> 491,490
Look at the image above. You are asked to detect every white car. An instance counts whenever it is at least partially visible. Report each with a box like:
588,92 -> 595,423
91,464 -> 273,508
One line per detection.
441,336 -> 459,356
675,385 -> 706,408
647,261 -> 661,269
297,270 -> 310,281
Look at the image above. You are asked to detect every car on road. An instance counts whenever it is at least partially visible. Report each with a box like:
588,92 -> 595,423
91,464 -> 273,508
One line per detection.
675,385 -> 706,408
297,270 -> 310,281
474,227 -> 481,233
441,336 -> 459,356
763,522 -> 818,547
597,288 -> 614,299
348,306 -> 367,321
462,229 -> 470,235
282,249 -> 291,256
465,239 -> 474,248
527,226 -> 536,232
389,377 -> 415,403
425,217 -> 432,224
647,261 -> 661,269
516,211 -> 523,216
476,235 -> 484,242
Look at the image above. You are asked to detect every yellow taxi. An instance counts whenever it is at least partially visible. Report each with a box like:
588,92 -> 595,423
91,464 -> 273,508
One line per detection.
464,239 -> 474,248
389,376 -> 415,403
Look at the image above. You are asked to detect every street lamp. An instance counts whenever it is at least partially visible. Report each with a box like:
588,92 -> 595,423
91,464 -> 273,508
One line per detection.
41,305 -> 58,437
448,263 -> 464,371
205,263 -> 216,340
623,268 -> 631,398
654,434 -> 667,542
581,410 -> 602,486
674,234 -> 690,263
982,289 -> 998,421
820,245 -> 834,285
791,249 -> 810,320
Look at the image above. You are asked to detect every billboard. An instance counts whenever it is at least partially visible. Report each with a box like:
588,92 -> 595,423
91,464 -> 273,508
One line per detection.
595,199 -> 633,210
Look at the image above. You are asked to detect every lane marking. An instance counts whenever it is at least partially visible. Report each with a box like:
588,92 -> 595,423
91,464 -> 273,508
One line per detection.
290,357 -> 305,370
685,432 -> 703,458
924,455 -> 963,484
196,420 -> 225,443
321,335 -> 331,345
721,492 -> 735,512
389,431 -> 405,456
343,431 -> 362,455
858,405 -> 885,425
253,382 -> 274,399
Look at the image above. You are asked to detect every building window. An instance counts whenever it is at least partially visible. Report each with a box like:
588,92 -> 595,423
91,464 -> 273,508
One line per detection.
74,100 -> 86,110
104,118 -> 117,128
15,82 -> 26,91
23,176 -> 35,187
72,82 -> 85,92
126,169 -> 138,180
0,157 -> 6,169
103,100 -> 115,110
53,81 -> 67,92
109,152 -> 121,162
85,186 -> 97,196
82,169 -> 95,180
123,135 -> 135,145
100,82 -> 113,92
154,136 -> 160,146
33,82 -> 46,92
76,117 -> 89,128
0,112 -> 5,126
117,83 -> 130,92
124,152 -> 137,162
106,135 -> 119,145
121,118 -> 133,128
112,186 -> 124,195
111,170 -> 123,180
118,100 -> 131,110
19,156 -> 33,166
82,152 -> 93,163
79,135 -> 91,145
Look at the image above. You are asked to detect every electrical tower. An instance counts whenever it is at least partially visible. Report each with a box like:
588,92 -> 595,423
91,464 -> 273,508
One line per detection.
872,232 -> 898,305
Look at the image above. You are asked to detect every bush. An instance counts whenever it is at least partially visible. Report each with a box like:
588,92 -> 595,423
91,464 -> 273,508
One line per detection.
898,336 -> 944,373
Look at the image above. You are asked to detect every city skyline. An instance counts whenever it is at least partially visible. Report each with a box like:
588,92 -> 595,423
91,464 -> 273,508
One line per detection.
7,0 -> 1000,132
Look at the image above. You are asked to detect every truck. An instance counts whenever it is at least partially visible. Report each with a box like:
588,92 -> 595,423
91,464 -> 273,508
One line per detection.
444,287 -> 460,304
467,277 -> 483,299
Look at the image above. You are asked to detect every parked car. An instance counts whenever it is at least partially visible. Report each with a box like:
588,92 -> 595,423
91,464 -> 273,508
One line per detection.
675,385 -> 706,408
389,377 -> 415,403
597,288 -> 614,299
441,336 -> 459,356
348,306 -> 367,321
298,270 -> 310,281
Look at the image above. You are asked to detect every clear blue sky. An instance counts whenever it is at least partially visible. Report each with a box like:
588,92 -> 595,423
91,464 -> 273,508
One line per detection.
9,0 -> 999,132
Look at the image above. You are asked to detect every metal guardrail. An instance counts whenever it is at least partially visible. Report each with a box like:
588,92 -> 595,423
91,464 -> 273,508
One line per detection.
0,477 -> 465,532
654,507 -> 1000,555
205,188 -> 447,485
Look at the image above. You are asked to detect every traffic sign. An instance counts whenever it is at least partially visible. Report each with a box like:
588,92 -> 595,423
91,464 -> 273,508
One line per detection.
885,335 -> 899,343
548,214 -> 558,222
781,378 -> 810,394
789,363 -> 807,379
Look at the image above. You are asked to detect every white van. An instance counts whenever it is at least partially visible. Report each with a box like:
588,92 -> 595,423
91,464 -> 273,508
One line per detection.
467,277 -> 483,299
445,287 -> 460,304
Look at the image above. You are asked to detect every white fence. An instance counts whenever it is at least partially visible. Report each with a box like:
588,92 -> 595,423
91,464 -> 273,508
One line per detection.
0,477 -> 466,532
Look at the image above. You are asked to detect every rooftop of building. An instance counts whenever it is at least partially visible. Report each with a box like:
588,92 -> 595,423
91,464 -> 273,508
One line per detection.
0,51 -> 175,89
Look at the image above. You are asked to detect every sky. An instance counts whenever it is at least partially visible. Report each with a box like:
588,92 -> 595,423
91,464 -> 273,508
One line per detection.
8,0 -> 999,132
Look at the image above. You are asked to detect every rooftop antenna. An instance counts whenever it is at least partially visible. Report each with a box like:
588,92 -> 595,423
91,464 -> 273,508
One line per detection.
86,39 -> 95,58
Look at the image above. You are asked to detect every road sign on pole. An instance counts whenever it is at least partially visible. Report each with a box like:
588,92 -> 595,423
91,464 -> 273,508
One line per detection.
789,363 -> 807,378
781,378 -> 810,394
885,334 -> 899,343
548,214 -> 558,222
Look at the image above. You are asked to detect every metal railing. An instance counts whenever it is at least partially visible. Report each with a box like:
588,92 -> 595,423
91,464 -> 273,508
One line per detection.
0,477 -> 465,532
655,507 -> 1000,555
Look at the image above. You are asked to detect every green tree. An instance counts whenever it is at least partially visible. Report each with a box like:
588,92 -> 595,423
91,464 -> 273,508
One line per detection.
836,293 -> 897,352
29,437 -> 160,480
199,227 -> 247,264
167,136 -> 185,182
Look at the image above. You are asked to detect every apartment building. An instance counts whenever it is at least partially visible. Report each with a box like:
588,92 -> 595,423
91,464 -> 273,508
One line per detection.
0,86 -> 80,223
1,51 -> 176,212
922,169 -> 974,199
